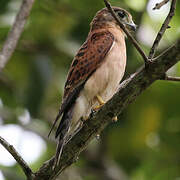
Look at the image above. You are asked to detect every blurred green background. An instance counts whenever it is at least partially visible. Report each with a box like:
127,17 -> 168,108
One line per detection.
0,0 -> 180,179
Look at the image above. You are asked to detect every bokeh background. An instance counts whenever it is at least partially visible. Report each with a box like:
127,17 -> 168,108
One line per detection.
0,0 -> 180,179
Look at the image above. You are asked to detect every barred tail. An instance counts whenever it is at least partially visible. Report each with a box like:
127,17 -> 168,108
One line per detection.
53,105 -> 74,168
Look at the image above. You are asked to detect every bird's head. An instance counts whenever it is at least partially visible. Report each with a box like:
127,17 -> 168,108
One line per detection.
91,7 -> 136,32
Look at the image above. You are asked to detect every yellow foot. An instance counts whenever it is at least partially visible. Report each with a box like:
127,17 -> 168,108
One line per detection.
96,95 -> 105,105
93,104 -> 104,111
112,116 -> 118,122
93,95 -> 105,111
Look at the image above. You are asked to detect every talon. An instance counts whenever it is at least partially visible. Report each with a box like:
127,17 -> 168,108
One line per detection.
96,95 -> 105,105
93,95 -> 105,111
112,116 -> 118,122
93,104 -> 104,111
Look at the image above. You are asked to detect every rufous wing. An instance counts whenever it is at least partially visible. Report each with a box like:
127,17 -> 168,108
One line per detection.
64,30 -> 114,99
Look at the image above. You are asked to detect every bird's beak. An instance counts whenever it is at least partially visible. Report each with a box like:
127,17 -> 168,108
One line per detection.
125,22 -> 137,32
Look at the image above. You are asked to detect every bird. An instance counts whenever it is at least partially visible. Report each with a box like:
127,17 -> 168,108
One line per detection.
49,6 -> 136,168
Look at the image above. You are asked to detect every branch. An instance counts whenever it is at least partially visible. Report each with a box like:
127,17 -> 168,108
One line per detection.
152,44 -> 174,61
0,0 -> 35,72
149,0 -> 176,59
103,0 -> 149,65
34,39 -> 180,180
153,0 -> 170,10
164,75 -> 180,81
0,136 -> 34,179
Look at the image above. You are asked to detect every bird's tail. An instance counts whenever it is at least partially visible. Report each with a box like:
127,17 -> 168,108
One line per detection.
53,136 -> 64,169
53,105 -> 74,169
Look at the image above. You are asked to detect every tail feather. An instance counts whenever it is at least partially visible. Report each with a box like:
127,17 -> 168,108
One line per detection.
48,110 -> 62,138
48,82 -> 85,138
53,137 -> 64,169
53,105 -> 74,168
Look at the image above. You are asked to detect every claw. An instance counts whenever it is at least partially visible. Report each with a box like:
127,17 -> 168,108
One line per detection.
96,95 -> 105,105
93,104 -> 104,111
93,95 -> 105,111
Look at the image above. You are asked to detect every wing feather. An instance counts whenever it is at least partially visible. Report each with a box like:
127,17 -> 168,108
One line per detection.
64,30 -> 114,99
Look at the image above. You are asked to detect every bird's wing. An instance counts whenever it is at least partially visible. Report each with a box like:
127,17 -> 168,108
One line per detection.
64,30 -> 115,99
48,30 -> 114,137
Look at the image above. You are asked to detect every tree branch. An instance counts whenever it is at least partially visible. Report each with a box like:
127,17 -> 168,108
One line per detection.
153,0 -> 170,10
103,0 -> 149,65
0,0 -> 35,72
34,39 -> 180,180
152,44 -> 174,61
149,0 -> 176,59
0,136 -> 34,179
164,75 -> 180,81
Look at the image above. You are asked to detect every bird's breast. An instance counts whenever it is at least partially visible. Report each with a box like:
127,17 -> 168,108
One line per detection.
100,39 -> 126,101
84,37 -> 126,104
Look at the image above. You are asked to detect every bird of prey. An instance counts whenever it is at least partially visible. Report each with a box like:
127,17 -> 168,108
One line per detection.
49,6 -> 136,167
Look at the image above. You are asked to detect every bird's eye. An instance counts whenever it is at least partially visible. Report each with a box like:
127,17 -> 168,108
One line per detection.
117,11 -> 126,18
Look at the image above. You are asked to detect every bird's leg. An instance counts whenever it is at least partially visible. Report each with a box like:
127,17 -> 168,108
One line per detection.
96,95 -> 105,105
93,95 -> 118,122
93,95 -> 105,111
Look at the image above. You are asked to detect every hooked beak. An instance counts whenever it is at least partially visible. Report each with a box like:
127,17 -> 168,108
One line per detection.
125,22 -> 137,32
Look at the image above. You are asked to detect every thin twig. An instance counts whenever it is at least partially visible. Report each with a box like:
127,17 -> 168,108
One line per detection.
0,0 -> 35,72
153,0 -> 170,10
103,0 -> 149,65
0,136 -> 34,179
152,44 -> 175,61
149,0 -> 176,59
164,75 -> 180,81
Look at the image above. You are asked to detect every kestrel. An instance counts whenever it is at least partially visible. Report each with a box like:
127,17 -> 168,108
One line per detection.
49,6 -> 136,167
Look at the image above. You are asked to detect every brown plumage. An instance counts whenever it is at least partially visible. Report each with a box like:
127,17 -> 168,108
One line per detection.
64,31 -> 114,99
49,6 -> 136,168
